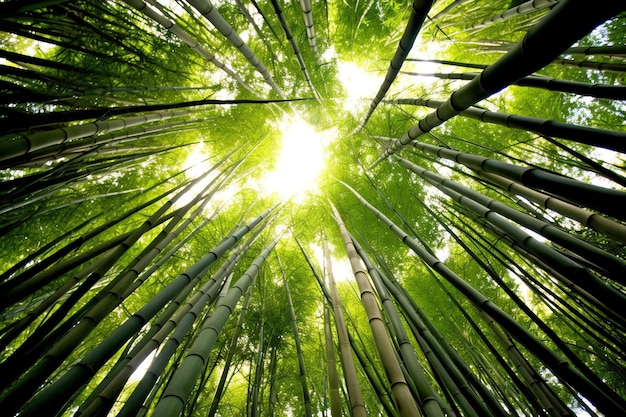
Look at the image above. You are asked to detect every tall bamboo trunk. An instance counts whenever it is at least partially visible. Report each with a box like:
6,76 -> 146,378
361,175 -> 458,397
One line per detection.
206,276 -> 253,417
323,304 -> 343,417
468,0 -> 558,32
480,311 -> 572,417
279,254 -> 314,417
406,139 -> 626,222
341,180 -> 626,415
390,97 -> 626,153
394,155 -> 626,283
351,236 -> 450,417
187,0 -> 285,97
76,232 -> 252,417
121,0 -> 257,95
150,237 -> 279,417
331,204 -> 420,417
378,0 -> 623,161
0,108 -> 192,161
268,0 -> 320,99
323,238 -> 367,417
10,210 -> 272,417
354,0 -> 434,132
250,311 -> 265,417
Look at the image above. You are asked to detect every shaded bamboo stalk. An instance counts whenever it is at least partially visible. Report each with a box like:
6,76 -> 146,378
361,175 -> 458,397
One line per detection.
187,0 -> 285,97
206,285 -> 255,417
0,109 -> 191,163
406,139 -> 626,222
250,296 -> 266,417
151,237 -> 279,417
278,253 -> 314,417
470,168 -> 626,244
389,97 -> 626,153
9,96 -> 302,132
399,70 -> 626,100
7,209 -> 272,417
354,0 -> 434,132
552,57 -> 626,73
4,117 -> 208,169
298,0 -> 319,59
268,0 -> 320,100
394,155 -> 626,282
121,0 -> 257,95
377,0 -> 622,161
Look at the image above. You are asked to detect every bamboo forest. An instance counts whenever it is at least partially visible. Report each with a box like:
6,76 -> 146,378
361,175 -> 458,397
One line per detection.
2,0 -> 626,416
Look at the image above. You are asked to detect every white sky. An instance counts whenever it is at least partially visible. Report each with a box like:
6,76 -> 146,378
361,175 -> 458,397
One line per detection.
258,115 -> 335,203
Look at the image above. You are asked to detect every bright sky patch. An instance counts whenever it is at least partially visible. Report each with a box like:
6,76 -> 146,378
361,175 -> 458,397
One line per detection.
337,61 -> 382,115
260,116 -> 333,202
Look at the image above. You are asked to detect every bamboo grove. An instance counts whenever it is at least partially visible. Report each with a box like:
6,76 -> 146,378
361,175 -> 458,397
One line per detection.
1,0 -> 625,416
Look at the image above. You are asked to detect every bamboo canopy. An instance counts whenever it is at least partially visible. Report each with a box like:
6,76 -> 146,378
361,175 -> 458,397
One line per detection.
1,0 -> 625,416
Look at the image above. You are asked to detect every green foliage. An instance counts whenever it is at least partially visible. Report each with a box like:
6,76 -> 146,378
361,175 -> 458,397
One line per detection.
1,1 -> 625,416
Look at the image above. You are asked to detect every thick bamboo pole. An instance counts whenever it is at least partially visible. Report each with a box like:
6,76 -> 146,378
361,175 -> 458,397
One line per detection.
75,218 -> 255,417
399,70 -> 626,100
8,210 -> 272,417
0,110 -> 190,162
390,98 -> 626,153
323,238 -> 367,417
331,204 -> 420,417
341,180 -> 626,415
468,0 -> 558,32
377,0 -> 623,161
151,237 -> 278,417
354,0 -> 434,132
395,155 -> 626,283
407,140 -> 626,222
351,236 -> 449,417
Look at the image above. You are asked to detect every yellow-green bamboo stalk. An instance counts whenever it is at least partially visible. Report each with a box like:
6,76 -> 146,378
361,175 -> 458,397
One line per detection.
331,203 -> 420,417
339,179 -> 626,415
324,304 -> 344,417
323,238 -> 367,417
394,155 -> 626,282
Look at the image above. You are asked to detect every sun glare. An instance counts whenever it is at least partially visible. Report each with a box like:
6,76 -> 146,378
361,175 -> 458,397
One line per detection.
260,116 -> 332,202
337,62 -> 382,114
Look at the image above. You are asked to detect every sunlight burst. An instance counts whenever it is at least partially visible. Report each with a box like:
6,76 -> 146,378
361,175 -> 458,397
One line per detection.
260,116 -> 333,202
337,62 -> 382,115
